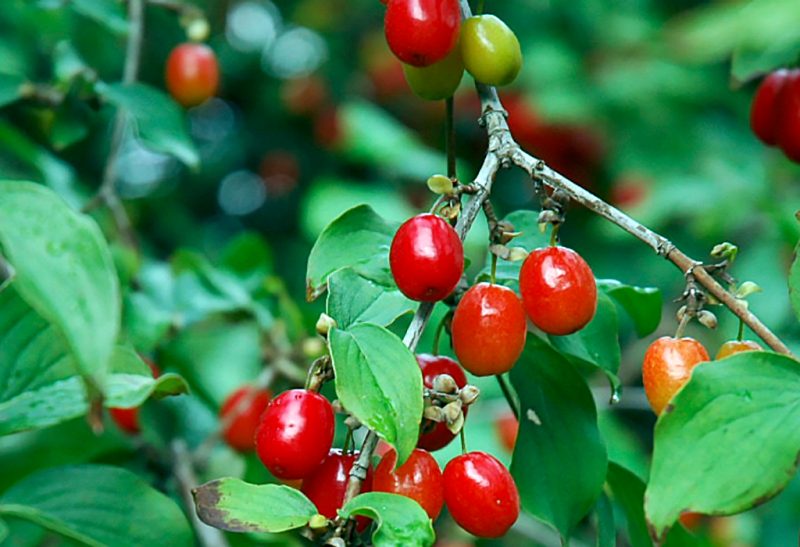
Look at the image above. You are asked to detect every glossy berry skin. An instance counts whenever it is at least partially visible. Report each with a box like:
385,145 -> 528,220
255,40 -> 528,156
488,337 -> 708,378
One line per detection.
750,69 -> 791,146
301,449 -> 373,529
775,70 -> 800,162
451,283 -> 527,376
443,452 -> 520,538
519,246 -> 597,336
390,214 -> 464,302
715,339 -> 762,360
220,386 -> 271,452
374,448 -> 444,519
403,45 -> 464,100
255,389 -> 334,479
495,411 -> 519,453
110,361 -> 160,434
460,15 -> 522,86
384,0 -> 461,67
642,337 -> 710,416
416,354 -> 468,451
165,43 -> 219,107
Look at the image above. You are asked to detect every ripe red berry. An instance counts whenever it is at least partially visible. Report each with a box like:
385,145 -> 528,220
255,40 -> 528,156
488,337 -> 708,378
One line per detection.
416,354 -> 468,451
519,246 -> 597,336
373,448 -> 444,519
165,43 -> 219,107
110,360 -> 160,434
443,451 -> 520,538
301,449 -> 373,529
774,70 -> 800,162
642,336 -> 710,415
220,386 -> 272,452
715,339 -> 762,360
451,283 -> 527,376
390,214 -> 464,302
255,389 -> 334,479
495,411 -> 518,453
750,69 -> 791,146
384,0 -> 461,67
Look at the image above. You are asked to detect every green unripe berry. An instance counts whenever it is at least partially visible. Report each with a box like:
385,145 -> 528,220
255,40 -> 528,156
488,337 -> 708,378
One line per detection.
461,15 -> 522,87
402,45 -> 464,101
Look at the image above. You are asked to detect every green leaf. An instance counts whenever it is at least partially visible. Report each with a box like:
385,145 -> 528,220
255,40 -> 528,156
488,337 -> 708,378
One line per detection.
327,268 -> 414,329
0,181 -> 119,393
595,493 -> 615,547
96,82 -> 199,168
645,352 -> 800,539
341,492 -> 435,547
731,41 -> 800,84
510,336 -> 608,538
790,242 -> 800,324
598,279 -> 662,337
0,73 -> 25,108
0,464 -> 192,546
328,323 -> 423,463
306,204 -> 395,301
193,479 -> 317,533
70,0 -> 128,35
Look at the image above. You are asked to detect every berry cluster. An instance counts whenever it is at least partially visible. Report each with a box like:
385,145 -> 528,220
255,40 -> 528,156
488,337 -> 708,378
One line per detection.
750,68 -> 800,163
382,0 -> 522,100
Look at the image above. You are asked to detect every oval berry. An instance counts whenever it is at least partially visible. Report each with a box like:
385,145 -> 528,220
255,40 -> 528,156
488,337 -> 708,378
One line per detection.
301,449 -> 373,530
390,214 -> 464,302
165,43 -> 219,107
495,411 -> 518,453
775,70 -> 800,162
460,15 -> 522,86
443,451 -> 520,538
750,69 -> 791,146
715,339 -> 762,360
451,282 -> 527,376
255,389 -> 334,479
642,336 -> 710,415
403,45 -> 464,101
373,448 -> 444,519
384,0 -> 461,67
519,246 -> 597,336
416,354 -> 468,451
220,386 -> 271,452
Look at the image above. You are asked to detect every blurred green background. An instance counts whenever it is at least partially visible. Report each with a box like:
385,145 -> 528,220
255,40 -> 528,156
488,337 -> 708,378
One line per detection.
1,0 -> 799,545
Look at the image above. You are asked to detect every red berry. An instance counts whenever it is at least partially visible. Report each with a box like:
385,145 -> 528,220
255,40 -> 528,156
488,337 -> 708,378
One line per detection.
451,283 -> 527,376
373,448 -> 444,519
301,449 -> 373,530
220,386 -> 272,452
680,512 -> 703,530
390,214 -> 464,302
715,339 -> 762,360
750,69 -> 791,146
495,411 -> 518,453
255,389 -> 334,479
165,43 -> 219,107
519,246 -> 597,336
384,0 -> 461,67
416,354 -> 468,451
775,70 -> 800,162
110,361 -> 160,435
443,452 -> 520,538
642,336 -> 710,415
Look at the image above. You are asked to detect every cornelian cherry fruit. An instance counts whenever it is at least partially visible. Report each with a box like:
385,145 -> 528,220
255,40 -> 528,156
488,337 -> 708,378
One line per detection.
460,15 -> 522,87
715,339 -> 762,360
255,389 -> 334,479
220,386 -> 271,452
416,354 -> 468,451
750,69 -> 791,146
403,45 -> 464,100
495,411 -> 519,453
451,282 -> 527,376
642,336 -> 710,415
774,71 -> 800,162
301,449 -> 373,530
373,447 -> 444,519
384,0 -> 461,67
110,360 -> 160,435
519,246 -> 597,336
390,214 -> 464,302
443,451 -> 520,538
165,43 -> 219,107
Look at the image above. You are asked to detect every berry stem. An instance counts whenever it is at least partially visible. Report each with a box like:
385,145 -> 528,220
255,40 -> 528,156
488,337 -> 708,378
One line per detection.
549,223 -> 560,247
490,253 -> 498,284
737,318 -> 745,342
431,312 -> 450,356
476,0 -> 485,15
674,313 -> 691,339
496,373 -> 519,419
459,427 -> 467,455
445,96 -> 456,179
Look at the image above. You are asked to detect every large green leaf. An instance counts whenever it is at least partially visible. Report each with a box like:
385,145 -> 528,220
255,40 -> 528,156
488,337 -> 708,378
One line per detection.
0,181 -> 119,393
598,279 -> 662,338
328,323 -> 423,463
0,465 -> 192,546
193,479 -> 317,533
790,242 -> 800,324
645,352 -> 800,539
327,268 -> 414,329
341,492 -> 435,547
0,73 -> 24,108
306,204 -> 395,301
70,0 -> 129,35
510,336 -> 607,538
96,83 -> 199,168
